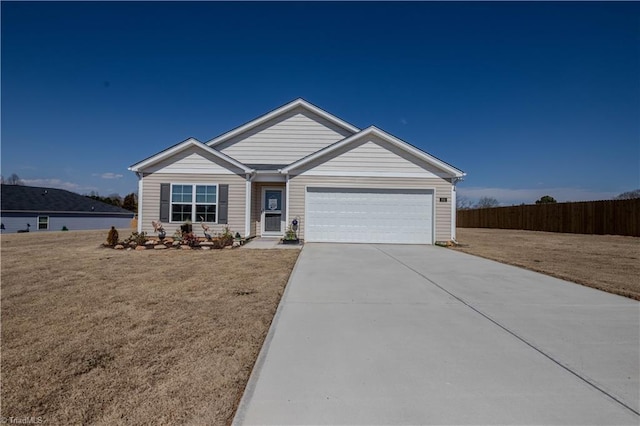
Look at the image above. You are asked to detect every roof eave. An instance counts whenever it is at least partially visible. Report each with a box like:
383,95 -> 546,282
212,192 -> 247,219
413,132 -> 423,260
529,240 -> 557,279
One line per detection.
281,126 -> 465,178
129,138 -> 251,174
368,127 -> 466,178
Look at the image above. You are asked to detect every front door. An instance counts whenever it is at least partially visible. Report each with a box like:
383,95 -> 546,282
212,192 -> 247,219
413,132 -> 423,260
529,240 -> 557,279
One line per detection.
262,188 -> 284,236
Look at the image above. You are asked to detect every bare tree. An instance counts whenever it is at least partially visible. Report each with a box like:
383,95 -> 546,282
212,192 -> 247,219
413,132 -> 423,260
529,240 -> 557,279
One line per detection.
108,193 -> 123,207
475,196 -> 499,208
6,173 -> 24,185
615,189 -> 640,200
456,195 -> 474,210
122,193 -> 138,212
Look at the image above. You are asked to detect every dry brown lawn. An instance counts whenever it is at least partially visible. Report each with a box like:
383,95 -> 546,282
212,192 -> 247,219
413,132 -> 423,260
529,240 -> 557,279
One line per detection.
451,228 -> 640,300
1,230 -> 299,425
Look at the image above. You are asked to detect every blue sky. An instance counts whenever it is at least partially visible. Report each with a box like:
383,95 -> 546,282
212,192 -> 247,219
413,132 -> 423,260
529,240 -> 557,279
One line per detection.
2,1 -> 639,205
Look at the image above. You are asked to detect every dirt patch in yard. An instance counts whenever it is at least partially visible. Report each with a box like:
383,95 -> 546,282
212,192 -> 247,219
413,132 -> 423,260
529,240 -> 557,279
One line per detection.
451,228 -> 640,301
1,230 -> 299,425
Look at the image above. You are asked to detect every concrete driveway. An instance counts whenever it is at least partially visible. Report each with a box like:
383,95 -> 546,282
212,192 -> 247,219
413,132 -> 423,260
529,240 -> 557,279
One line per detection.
233,244 -> 639,425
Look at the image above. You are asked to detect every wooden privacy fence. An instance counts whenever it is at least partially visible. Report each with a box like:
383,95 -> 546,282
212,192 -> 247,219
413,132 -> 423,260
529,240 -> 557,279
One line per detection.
457,198 -> 640,237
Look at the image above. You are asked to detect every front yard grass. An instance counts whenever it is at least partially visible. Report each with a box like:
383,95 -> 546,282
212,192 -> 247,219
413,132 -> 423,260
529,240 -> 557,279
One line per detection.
1,230 -> 299,425
451,228 -> 640,301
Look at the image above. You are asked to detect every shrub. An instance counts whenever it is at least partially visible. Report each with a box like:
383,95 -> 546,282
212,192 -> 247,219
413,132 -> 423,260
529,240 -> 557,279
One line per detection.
284,225 -> 297,241
211,238 -> 226,249
106,226 -> 119,246
182,232 -> 199,247
124,231 -> 147,246
180,220 -> 193,235
218,227 -> 234,247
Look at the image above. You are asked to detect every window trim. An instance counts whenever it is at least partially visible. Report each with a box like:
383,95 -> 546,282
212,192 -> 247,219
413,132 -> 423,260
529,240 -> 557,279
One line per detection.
169,183 -> 218,224
37,216 -> 49,230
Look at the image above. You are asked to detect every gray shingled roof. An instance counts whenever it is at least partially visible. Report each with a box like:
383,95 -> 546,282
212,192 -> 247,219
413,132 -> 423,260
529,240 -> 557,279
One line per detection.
1,185 -> 133,215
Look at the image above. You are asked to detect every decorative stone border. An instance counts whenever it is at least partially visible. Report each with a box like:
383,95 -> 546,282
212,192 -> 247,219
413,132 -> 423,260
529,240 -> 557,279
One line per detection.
103,237 -> 244,251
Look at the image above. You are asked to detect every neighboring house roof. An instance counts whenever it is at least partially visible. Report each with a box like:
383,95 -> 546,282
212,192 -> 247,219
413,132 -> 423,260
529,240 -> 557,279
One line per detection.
129,137 -> 252,173
205,98 -> 360,147
1,184 -> 134,215
281,126 -> 466,178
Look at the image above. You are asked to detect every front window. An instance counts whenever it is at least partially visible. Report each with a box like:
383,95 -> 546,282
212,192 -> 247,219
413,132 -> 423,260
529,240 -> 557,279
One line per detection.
171,184 -> 217,223
38,216 -> 49,230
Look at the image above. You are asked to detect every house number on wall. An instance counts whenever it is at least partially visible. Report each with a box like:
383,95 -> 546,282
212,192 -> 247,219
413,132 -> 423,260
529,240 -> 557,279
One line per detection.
439,197 -> 448,202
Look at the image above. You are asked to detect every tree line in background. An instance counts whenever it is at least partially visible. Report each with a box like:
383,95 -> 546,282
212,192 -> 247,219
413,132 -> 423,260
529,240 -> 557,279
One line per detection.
457,189 -> 640,210
86,192 -> 138,212
1,173 -> 138,212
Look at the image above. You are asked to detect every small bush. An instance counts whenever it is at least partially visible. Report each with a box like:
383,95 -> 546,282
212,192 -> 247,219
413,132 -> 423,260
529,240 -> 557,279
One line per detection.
180,220 -> 193,235
106,227 -> 119,246
219,227 -> 234,247
182,232 -> 199,247
124,231 -> 147,246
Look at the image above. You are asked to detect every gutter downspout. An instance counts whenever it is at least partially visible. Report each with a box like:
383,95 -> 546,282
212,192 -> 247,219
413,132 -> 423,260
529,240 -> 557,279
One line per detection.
451,175 -> 465,243
136,172 -> 143,233
285,173 -> 290,229
277,168 -> 291,230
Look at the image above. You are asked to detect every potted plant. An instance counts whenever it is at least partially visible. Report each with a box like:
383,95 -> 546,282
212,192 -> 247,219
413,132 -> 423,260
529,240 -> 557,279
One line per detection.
282,219 -> 300,245
152,220 -> 166,241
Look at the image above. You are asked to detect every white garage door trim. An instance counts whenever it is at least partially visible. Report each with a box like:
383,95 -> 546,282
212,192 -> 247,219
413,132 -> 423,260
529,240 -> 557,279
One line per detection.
304,187 -> 434,244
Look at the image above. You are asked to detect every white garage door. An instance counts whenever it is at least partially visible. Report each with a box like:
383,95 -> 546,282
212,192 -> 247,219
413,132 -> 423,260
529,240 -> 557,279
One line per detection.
305,188 -> 433,244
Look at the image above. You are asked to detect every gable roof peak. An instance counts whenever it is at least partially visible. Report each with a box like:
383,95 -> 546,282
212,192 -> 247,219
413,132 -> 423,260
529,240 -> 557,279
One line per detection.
129,136 -> 251,173
281,125 -> 465,178
206,98 -> 360,147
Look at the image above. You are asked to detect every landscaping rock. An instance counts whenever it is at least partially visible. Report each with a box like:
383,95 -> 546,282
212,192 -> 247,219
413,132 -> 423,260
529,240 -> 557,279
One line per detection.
181,245 -> 191,250
114,245 -> 125,250
200,241 -> 214,247
135,245 -> 146,251
154,245 -> 167,250
201,246 -> 210,250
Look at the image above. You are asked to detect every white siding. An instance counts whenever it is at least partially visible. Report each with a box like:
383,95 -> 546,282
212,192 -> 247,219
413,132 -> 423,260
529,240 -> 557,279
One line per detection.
145,145 -> 245,175
297,136 -> 452,178
140,172 -> 246,237
288,175 -> 453,242
217,107 -> 354,165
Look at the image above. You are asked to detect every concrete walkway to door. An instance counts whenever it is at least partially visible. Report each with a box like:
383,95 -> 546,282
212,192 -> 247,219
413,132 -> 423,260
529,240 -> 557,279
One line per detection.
233,244 -> 639,425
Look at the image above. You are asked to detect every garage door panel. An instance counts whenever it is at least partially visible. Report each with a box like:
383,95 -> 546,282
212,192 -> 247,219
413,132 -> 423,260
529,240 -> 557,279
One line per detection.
305,188 -> 433,244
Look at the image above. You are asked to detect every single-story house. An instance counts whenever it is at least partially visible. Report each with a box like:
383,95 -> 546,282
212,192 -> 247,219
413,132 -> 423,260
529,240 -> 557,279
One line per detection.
129,99 -> 465,244
0,184 -> 135,233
